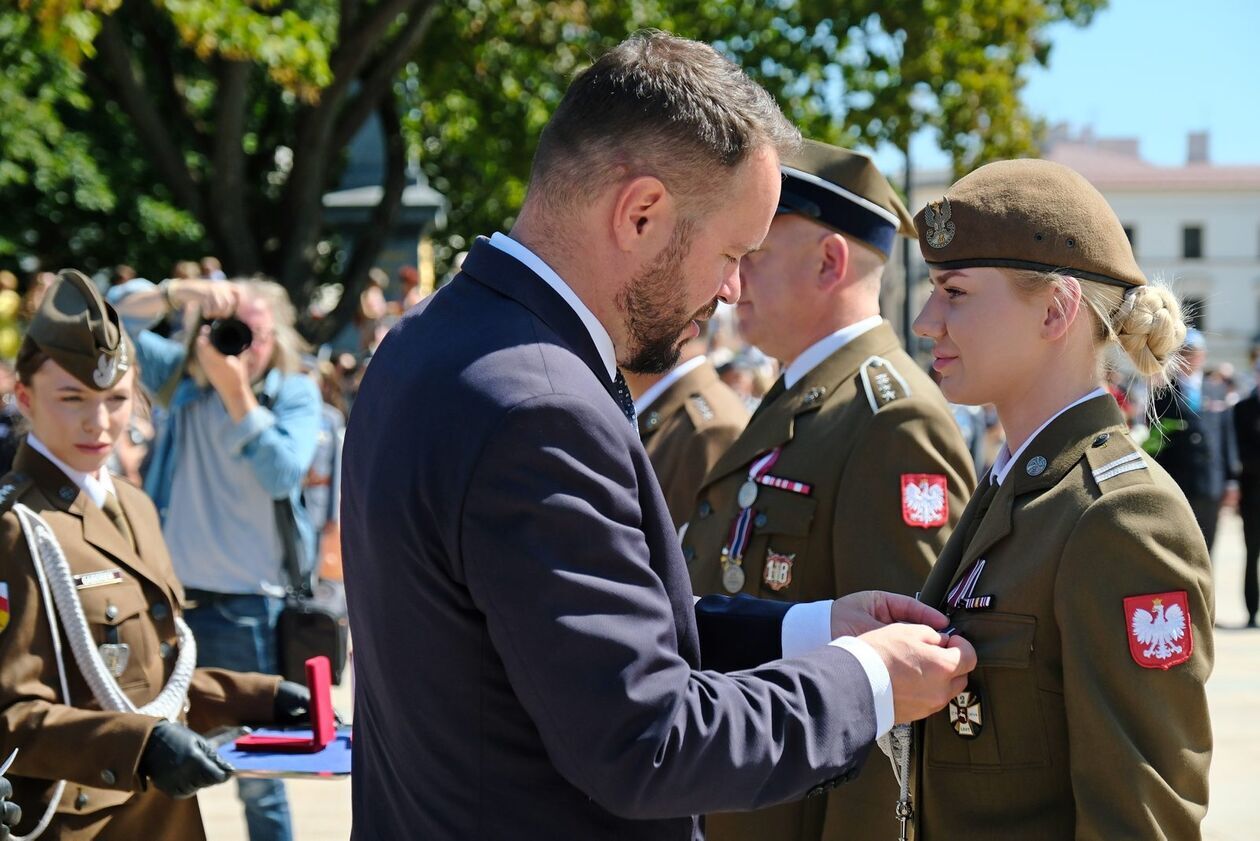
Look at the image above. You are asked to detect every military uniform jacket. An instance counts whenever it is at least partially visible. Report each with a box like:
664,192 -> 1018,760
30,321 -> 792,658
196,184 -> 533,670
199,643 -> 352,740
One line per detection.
683,321 -> 976,841
0,444 -> 281,841
912,394 -> 1213,840
639,359 -> 749,529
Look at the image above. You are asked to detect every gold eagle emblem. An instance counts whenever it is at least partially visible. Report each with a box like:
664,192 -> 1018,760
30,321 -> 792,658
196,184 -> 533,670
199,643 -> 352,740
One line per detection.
924,197 -> 956,248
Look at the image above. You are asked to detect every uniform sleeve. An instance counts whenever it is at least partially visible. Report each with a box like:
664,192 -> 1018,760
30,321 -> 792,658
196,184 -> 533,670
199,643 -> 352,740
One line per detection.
460,394 -> 877,818
0,514 -> 157,792
231,374 -> 322,499
830,400 -> 976,597
186,668 -> 281,733
1055,484 -> 1213,841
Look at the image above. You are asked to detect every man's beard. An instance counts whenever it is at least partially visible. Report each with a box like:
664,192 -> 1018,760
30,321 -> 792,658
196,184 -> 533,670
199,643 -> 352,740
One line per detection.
619,219 -> 717,375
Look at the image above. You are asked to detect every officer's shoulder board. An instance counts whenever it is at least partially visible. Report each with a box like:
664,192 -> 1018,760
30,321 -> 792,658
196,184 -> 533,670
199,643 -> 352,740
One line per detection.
1085,432 -> 1152,492
859,355 -> 911,413
683,391 -> 717,428
0,472 -> 32,516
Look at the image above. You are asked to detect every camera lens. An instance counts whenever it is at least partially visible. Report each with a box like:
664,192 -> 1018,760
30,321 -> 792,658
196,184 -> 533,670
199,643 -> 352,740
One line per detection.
208,317 -> 253,356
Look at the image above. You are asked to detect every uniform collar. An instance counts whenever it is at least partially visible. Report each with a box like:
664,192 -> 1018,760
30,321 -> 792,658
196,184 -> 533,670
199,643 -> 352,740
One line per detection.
705,320 -> 901,482
634,355 -> 707,416
636,359 -> 720,438
991,387 -> 1109,486
488,232 -> 617,380
26,434 -> 115,508
782,315 -> 882,389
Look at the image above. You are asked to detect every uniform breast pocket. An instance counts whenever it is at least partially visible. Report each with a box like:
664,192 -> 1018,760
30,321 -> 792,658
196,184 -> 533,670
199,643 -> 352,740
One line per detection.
80,584 -> 153,691
747,491 -> 817,598
927,611 -> 1049,770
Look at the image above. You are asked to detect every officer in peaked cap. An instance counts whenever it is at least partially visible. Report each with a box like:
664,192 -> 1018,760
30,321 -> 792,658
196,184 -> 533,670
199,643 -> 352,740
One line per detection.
682,140 -> 977,841
0,270 -> 313,840
909,159 -> 1211,839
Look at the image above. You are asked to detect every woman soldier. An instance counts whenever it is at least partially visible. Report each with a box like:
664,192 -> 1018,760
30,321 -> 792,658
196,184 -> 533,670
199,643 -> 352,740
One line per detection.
0,270 -> 312,840
907,160 -> 1212,839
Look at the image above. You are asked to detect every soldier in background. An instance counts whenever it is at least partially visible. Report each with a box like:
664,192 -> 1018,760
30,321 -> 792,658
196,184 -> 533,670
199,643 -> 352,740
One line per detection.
682,140 -> 976,841
625,335 -> 749,528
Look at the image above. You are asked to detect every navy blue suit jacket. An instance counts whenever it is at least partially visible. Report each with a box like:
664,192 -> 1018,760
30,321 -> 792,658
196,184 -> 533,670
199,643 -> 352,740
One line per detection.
342,238 -> 876,839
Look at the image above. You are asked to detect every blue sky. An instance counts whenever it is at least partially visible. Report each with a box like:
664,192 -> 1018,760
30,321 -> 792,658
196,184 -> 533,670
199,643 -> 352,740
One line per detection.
874,0 -> 1260,172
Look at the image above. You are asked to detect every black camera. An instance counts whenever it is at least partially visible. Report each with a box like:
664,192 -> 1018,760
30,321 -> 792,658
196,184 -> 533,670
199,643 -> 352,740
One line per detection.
206,317 -> 253,356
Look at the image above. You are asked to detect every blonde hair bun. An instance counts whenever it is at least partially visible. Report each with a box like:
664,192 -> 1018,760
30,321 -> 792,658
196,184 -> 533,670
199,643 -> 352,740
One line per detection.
1112,284 -> 1187,378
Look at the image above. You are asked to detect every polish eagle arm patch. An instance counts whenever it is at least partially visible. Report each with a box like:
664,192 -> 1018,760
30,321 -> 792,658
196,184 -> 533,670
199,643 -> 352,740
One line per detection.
859,355 -> 911,413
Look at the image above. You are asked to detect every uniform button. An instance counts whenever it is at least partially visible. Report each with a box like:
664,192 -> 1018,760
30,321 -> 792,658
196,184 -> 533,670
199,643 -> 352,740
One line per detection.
75,791 -> 89,810
683,547 -> 696,563
58,486 -> 76,502
754,513 -> 768,528
1190,432 -> 1203,444
104,604 -> 119,621
151,603 -> 170,621
100,769 -> 116,786
645,412 -> 661,429
159,642 -> 173,659
698,501 -> 712,518
1092,433 -> 1110,448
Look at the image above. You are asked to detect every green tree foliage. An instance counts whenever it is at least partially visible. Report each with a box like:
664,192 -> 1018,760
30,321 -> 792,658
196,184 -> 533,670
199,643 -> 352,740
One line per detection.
0,0 -> 1103,322
414,0 -> 1104,272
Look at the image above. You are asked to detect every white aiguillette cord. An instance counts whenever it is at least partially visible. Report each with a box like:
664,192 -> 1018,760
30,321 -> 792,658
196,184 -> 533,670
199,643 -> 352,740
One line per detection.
12,504 -> 198,841
876,723 -> 914,841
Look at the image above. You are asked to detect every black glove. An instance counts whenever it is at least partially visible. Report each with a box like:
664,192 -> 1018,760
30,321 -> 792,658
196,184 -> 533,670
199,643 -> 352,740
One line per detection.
139,721 -> 234,799
273,681 -> 312,725
0,775 -> 20,841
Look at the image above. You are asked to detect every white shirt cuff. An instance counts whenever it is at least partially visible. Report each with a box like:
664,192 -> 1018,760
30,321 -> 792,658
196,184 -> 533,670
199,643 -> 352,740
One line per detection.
780,600 -> 834,659
830,637 -> 894,738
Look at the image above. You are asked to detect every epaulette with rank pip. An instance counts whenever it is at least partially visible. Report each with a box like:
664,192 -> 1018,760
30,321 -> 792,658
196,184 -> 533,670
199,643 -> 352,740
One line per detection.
0,473 -> 32,515
1085,432 -> 1151,492
859,355 -> 911,413
684,393 -> 716,427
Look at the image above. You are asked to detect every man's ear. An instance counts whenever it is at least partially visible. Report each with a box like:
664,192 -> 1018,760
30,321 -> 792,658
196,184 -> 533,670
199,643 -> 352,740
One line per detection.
1043,276 -> 1083,341
818,232 -> 849,291
611,176 -> 675,254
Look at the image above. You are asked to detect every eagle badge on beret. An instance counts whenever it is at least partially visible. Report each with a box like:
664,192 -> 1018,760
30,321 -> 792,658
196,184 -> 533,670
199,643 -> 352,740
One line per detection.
924,197 -> 956,248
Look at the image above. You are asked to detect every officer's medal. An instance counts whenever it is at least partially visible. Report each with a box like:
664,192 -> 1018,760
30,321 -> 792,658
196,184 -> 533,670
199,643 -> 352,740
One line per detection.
721,560 -> 746,594
948,688 -> 983,739
99,643 -> 131,678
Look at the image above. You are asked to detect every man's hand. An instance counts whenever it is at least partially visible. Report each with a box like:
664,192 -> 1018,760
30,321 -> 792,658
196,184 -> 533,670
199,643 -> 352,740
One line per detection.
139,721 -> 234,799
0,775 -> 20,840
169,279 -> 240,319
858,623 -> 977,724
830,590 -> 949,639
195,332 -> 257,422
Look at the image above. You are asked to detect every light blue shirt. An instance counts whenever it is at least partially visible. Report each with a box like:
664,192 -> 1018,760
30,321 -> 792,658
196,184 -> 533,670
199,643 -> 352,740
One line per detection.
107,279 -> 322,595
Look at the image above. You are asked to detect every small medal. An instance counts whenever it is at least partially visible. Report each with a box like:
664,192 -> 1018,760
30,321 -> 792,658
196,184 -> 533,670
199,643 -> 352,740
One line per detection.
948,688 -> 983,739
722,563 -> 746,593
737,480 -> 759,509
98,643 -> 131,678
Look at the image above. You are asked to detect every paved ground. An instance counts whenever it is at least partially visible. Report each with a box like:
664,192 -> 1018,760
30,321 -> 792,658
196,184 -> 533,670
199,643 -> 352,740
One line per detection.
200,512 -> 1260,840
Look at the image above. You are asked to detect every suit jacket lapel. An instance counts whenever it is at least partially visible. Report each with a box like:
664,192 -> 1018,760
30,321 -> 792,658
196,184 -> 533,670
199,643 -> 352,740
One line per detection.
460,237 -> 614,392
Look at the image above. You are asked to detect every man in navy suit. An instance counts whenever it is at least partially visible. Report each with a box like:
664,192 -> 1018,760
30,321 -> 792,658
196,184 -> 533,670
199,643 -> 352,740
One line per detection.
342,31 -> 975,840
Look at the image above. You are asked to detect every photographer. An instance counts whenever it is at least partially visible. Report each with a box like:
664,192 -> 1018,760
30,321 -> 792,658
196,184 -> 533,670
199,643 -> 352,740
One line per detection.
108,277 -> 320,841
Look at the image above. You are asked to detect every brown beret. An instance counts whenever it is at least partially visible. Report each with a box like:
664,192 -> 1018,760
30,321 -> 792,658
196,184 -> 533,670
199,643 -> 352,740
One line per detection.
779,139 -> 916,259
914,158 -> 1145,289
17,269 -> 133,389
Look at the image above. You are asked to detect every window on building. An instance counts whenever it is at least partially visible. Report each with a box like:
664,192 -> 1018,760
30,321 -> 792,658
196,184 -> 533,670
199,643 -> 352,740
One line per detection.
1182,225 -> 1203,259
1183,296 -> 1205,331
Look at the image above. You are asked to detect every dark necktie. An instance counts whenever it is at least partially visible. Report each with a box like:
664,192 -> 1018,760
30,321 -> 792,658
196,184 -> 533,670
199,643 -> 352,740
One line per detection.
750,375 -> 786,422
102,492 -> 136,552
612,369 -> 637,425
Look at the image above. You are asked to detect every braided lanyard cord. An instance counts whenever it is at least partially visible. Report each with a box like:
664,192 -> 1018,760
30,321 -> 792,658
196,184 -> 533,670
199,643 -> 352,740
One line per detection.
11,504 -> 197,840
